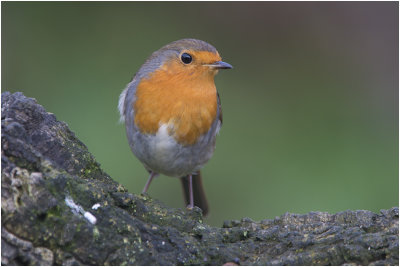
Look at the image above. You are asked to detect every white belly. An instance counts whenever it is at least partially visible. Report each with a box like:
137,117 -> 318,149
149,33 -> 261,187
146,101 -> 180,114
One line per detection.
129,123 -> 219,177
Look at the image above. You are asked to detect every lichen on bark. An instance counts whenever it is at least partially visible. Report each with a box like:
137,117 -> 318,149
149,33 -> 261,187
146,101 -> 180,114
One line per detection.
1,92 -> 398,265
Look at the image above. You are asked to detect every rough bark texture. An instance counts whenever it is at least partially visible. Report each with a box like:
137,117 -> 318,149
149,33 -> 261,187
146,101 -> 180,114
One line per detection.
1,92 -> 399,266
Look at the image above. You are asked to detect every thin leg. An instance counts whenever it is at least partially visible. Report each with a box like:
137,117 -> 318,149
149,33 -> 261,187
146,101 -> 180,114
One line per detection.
142,172 -> 157,194
187,174 -> 194,209
180,171 -> 209,215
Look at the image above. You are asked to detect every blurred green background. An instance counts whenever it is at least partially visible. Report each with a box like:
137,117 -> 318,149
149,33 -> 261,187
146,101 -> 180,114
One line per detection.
2,2 -> 398,226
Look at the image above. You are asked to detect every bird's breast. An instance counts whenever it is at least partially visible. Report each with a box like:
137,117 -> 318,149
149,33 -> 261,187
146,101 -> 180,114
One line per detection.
133,66 -> 218,146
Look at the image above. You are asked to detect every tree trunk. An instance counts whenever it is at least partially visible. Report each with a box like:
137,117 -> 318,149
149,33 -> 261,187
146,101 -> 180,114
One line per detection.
1,92 -> 398,265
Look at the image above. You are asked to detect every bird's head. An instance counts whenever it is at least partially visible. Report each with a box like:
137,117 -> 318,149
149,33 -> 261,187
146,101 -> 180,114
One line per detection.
137,39 -> 232,83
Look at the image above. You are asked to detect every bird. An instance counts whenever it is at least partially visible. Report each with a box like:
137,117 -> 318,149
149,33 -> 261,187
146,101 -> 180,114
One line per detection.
118,38 -> 232,215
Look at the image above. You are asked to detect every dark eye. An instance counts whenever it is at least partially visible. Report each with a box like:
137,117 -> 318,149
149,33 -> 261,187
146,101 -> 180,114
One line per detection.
181,53 -> 192,64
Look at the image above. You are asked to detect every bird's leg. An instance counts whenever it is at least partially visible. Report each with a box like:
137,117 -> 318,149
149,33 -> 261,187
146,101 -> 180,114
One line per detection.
187,174 -> 194,209
142,172 -> 157,194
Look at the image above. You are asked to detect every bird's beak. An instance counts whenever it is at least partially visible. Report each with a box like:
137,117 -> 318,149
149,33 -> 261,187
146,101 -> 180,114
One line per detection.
205,61 -> 233,69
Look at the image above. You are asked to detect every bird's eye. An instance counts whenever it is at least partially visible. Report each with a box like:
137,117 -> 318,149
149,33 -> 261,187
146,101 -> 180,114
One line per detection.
181,53 -> 192,64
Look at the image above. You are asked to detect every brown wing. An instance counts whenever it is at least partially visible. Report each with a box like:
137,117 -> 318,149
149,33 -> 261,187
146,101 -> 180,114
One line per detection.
217,92 -> 223,125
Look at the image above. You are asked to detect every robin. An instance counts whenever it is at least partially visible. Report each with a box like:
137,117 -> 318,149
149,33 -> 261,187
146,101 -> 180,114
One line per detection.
118,38 -> 232,215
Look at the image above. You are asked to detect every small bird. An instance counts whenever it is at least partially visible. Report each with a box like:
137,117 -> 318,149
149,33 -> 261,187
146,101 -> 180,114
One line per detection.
118,39 -> 232,215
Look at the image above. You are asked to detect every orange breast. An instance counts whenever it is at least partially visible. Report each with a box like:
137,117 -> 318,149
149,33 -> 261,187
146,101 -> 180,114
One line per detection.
133,60 -> 218,145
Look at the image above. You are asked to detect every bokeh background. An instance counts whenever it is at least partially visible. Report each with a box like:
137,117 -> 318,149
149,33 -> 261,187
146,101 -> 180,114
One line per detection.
2,2 -> 398,226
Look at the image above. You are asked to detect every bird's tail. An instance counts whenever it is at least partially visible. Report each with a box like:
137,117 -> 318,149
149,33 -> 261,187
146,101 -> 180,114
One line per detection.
180,171 -> 209,216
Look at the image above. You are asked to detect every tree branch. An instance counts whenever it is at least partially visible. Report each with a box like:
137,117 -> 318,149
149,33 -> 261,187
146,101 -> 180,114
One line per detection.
1,92 -> 398,265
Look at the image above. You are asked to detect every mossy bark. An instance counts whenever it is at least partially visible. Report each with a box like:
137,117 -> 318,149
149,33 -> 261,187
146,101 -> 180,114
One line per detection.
1,92 -> 398,265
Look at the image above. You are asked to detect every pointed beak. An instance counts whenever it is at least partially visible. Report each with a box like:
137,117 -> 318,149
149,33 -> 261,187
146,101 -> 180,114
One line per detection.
206,61 -> 233,69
